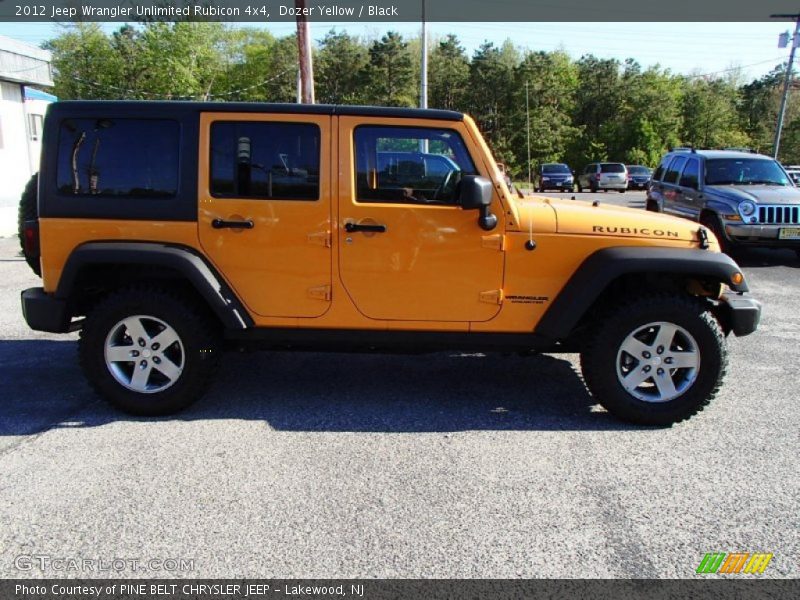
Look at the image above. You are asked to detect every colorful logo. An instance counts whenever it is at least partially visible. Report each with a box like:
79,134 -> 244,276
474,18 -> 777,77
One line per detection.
696,552 -> 773,574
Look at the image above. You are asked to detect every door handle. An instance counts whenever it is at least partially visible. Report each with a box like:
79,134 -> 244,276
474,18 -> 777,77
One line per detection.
212,218 -> 254,230
344,222 -> 387,233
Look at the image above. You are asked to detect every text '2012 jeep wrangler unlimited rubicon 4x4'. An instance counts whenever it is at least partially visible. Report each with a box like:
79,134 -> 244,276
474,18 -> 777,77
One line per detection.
20,101 -> 761,425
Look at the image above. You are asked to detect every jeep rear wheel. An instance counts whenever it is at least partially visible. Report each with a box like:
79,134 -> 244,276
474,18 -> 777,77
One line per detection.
580,294 -> 727,426
79,287 -> 221,416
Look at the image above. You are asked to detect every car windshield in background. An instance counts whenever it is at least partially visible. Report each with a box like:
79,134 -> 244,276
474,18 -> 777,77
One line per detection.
600,163 -> 626,173
542,164 -> 570,174
627,166 -> 650,175
705,158 -> 790,186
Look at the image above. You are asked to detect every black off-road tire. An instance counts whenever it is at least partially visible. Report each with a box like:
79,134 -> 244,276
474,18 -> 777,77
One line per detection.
577,183 -> 583,193
79,287 -> 221,416
619,189 -> 626,194
580,294 -> 727,426
646,199 -> 659,212
17,173 -> 41,277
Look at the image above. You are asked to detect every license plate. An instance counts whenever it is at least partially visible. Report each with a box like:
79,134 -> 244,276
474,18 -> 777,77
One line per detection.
779,227 -> 800,239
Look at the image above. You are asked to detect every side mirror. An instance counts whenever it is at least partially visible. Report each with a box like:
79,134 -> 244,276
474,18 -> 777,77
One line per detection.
459,175 -> 497,231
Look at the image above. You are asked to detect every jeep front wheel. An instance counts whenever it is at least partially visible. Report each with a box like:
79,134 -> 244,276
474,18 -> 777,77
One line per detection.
79,287 -> 221,416
580,294 -> 727,426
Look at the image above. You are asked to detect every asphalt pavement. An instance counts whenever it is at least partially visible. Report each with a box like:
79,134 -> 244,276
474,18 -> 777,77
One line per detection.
0,192 -> 797,578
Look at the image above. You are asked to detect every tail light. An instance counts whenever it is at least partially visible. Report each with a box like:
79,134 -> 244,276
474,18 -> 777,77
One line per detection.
23,220 -> 39,258
595,173 -> 601,181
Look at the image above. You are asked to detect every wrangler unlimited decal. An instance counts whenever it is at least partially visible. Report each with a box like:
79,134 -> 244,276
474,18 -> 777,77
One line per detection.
592,226 -> 680,237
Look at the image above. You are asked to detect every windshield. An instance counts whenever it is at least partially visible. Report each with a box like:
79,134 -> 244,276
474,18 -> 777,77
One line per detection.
705,158 -> 790,186
600,163 -> 626,173
542,164 -> 570,174
627,166 -> 650,175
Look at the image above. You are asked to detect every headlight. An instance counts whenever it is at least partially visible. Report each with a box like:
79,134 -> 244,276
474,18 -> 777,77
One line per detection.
739,201 -> 756,216
541,176 -> 550,181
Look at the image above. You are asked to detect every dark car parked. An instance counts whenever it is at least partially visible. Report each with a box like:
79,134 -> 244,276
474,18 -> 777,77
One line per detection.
626,165 -> 652,190
535,163 -> 574,192
646,149 -> 800,256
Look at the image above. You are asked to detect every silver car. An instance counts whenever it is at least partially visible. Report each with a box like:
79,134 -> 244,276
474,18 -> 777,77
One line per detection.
577,162 -> 628,193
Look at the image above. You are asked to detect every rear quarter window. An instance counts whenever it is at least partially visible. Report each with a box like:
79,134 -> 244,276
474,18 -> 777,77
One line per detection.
56,118 -> 179,197
663,156 -> 687,184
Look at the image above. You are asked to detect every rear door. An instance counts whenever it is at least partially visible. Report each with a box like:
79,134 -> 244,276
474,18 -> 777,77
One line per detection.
660,156 -> 688,216
336,117 -> 505,323
198,112 -> 332,318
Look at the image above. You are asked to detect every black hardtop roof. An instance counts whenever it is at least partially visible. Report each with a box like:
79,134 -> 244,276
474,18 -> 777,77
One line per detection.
49,100 -> 465,122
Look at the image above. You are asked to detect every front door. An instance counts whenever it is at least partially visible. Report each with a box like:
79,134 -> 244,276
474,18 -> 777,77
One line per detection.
337,117 -> 505,323
198,112 -> 332,318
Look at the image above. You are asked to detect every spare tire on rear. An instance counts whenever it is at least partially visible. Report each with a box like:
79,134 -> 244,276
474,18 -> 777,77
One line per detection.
17,173 -> 41,277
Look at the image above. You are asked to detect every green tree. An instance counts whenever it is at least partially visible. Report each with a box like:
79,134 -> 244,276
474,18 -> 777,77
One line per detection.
467,40 -> 520,170
428,34 -> 470,111
365,31 -> 414,106
681,77 -> 750,149
512,50 -> 579,177
316,30 -> 369,104
607,61 -> 683,166
45,23 -> 123,99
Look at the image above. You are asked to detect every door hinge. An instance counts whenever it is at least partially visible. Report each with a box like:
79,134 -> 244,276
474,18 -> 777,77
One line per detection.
308,230 -> 331,247
481,233 -> 506,251
479,289 -> 504,305
308,285 -> 332,301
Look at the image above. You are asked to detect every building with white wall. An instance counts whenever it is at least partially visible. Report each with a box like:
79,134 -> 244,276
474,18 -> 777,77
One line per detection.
0,35 -> 55,236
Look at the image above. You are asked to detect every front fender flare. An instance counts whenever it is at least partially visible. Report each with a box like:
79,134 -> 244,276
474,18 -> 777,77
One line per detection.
534,246 -> 748,341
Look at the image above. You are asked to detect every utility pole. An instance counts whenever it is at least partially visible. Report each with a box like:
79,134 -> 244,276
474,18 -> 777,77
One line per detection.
295,0 -> 315,104
525,81 -> 531,189
771,13 -> 800,159
420,0 -> 427,110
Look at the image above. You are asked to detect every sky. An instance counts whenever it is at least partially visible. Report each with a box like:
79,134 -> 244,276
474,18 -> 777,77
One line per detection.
0,21 -> 794,82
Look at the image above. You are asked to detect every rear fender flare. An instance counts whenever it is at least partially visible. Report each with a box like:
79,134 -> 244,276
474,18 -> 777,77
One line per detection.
57,242 -> 253,330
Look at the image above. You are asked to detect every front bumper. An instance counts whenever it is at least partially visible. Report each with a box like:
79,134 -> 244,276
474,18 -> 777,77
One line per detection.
717,292 -> 761,337
21,287 -> 71,333
724,222 -> 800,247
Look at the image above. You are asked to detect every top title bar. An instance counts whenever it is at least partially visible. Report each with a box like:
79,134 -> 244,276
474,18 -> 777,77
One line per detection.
2,0 -> 800,22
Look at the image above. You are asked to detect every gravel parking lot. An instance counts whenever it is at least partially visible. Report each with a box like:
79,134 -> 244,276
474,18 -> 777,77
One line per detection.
0,191 -> 797,579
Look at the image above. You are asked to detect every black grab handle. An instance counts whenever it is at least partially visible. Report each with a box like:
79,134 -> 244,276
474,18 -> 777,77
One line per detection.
212,219 -> 254,230
344,222 -> 387,233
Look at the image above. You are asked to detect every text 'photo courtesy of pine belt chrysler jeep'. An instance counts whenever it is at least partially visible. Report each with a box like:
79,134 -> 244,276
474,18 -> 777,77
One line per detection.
19,102 -> 762,426
646,148 -> 800,257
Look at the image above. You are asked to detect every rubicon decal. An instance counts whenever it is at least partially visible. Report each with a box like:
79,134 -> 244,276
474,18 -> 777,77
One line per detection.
592,226 -> 680,237
696,552 -> 773,574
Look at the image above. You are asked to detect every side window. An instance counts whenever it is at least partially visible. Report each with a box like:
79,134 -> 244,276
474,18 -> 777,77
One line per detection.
663,156 -> 687,185
679,158 -> 700,189
28,114 -> 43,141
584,164 -> 594,174
652,157 -> 671,182
210,121 -> 320,200
56,118 -> 179,197
354,126 -> 476,205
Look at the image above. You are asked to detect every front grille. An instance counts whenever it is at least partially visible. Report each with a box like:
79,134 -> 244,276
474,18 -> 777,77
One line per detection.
757,205 -> 800,224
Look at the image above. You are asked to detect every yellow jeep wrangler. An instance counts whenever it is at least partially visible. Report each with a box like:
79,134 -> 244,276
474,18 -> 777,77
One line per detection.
19,101 -> 761,425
